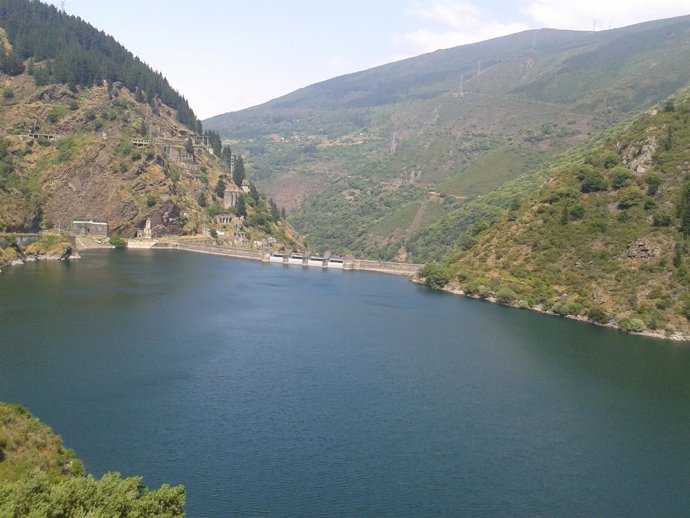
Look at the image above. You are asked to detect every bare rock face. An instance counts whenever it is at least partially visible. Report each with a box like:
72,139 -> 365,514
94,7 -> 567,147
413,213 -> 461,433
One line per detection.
626,239 -> 660,259
621,137 -> 657,174
148,200 -> 183,236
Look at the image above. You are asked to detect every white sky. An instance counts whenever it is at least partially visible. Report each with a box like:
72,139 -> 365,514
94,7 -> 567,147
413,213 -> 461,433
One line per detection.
46,0 -> 690,119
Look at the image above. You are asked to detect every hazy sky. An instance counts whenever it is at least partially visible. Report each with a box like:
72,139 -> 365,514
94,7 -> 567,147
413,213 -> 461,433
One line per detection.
46,0 -> 689,119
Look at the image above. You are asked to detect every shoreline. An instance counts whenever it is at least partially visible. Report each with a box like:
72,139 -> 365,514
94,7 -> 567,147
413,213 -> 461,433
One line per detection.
412,279 -> 690,343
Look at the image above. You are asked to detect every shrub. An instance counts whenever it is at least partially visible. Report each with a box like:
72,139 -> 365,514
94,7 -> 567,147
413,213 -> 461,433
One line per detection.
146,195 -> 156,207
477,285 -> 493,299
569,204 -> 585,220
551,301 -> 581,316
652,212 -> 672,227
496,287 -> 518,304
108,236 -> 127,249
578,168 -> 608,193
609,166 -> 633,189
587,305 -> 609,324
419,263 -> 452,289
602,151 -> 620,169
645,173 -> 662,196
617,187 -> 645,209
620,318 -> 647,333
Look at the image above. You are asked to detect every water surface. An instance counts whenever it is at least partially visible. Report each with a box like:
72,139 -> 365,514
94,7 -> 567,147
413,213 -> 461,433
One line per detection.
1,249 -> 689,516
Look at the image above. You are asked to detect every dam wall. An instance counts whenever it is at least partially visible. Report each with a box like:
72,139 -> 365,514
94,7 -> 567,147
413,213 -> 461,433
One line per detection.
349,259 -> 422,276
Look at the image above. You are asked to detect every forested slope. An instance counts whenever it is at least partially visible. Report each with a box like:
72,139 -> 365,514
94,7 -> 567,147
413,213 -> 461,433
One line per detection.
426,93 -> 690,339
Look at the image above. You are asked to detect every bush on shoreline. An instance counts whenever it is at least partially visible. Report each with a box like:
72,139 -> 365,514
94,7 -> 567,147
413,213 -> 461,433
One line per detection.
108,236 -> 127,249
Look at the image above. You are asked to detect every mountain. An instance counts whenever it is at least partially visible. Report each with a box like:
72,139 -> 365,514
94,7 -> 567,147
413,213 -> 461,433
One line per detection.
423,90 -> 690,338
205,15 -> 690,261
0,0 -> 301,252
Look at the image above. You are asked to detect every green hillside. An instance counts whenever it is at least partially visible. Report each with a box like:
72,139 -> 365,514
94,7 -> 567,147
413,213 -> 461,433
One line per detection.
205,15 -> 690,261
424,92 -> 690,339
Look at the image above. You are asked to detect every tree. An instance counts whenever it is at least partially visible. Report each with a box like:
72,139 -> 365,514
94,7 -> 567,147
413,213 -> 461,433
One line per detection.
281,207 -> 287,220
578,167 -> 608,193
419,263 -> 452,289
677,181 -> 690,237
185,138 -> 194,154
270,198 -> 280,221
214,178 -> 226,198
197,192 -> 207,207
609,166 -> 633,189
221,146 -> 232,167
249,182 -> 260,205
233,155 -> 245,187
645,173 -> 662,196
237,195 -> 247,218
205,130 -> 222,156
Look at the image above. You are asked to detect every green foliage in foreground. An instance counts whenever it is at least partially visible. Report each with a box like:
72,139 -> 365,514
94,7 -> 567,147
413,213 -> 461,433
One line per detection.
0,472 -> 185,518
0,403 -> 186,517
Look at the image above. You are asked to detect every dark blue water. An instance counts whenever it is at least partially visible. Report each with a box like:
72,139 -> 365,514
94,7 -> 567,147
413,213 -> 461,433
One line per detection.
1,249 -> 690,517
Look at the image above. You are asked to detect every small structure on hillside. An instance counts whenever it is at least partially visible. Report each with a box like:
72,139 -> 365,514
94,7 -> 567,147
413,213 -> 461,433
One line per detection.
215,215 -> 233,225
164,145 -> 195,164
71,220 -> 108,237
27,132 -> 58,142
241,179 -> 251,193
223,185 -> 242,209
136,218 -> 152,239
131,138 -> 150,148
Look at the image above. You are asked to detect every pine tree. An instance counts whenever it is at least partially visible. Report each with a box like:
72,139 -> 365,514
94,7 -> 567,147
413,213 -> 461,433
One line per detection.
237,195 -> 247,218
221,146 -> 232,167
233,155 -> 245,187
269,199 -> 280,221
679,182 -> 690,238
249,182 -> 260,205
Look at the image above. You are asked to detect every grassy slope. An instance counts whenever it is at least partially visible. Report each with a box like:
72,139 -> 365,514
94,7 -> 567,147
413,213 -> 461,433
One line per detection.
205,16 -> 690,261
439,93 -> 690,338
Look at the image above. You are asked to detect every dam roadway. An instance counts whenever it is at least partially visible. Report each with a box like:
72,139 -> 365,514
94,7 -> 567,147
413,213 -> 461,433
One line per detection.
148,239 -> 423,277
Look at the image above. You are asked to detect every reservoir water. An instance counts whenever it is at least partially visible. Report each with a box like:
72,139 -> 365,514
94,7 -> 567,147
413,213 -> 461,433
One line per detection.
1,249 -> 690,517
